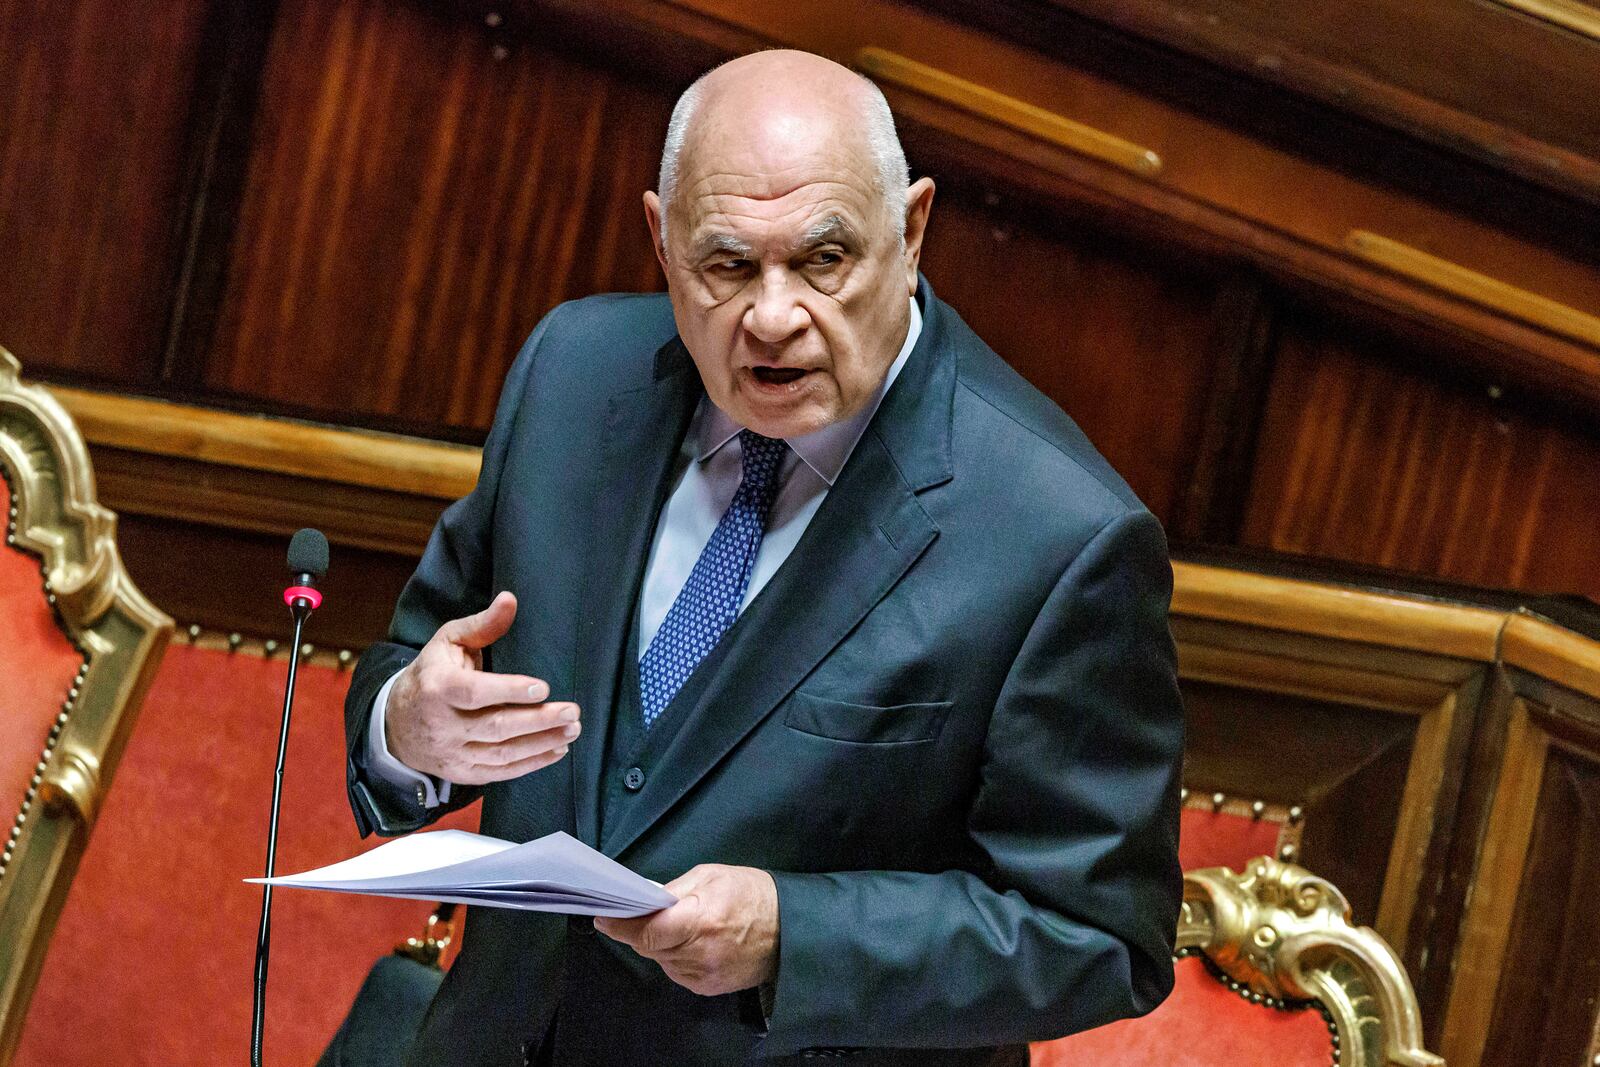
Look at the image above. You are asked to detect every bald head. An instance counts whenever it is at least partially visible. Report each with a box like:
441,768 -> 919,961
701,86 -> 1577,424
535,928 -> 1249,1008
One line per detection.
641,50 -> 936,441
657,51 -> 910,247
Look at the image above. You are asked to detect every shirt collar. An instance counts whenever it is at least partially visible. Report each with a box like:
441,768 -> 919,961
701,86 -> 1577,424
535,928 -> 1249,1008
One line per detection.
693,295 -> 922,486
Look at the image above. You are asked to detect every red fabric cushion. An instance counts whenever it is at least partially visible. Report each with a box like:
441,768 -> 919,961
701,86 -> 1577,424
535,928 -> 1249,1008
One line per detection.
15,643 -> 476,1067
1031,956 -> 1333,1067
1178,807 -> 1283,872
0,478 -> 88,829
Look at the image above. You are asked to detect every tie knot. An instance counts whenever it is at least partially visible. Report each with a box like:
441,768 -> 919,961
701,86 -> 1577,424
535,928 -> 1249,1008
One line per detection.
738,429 -> 787,490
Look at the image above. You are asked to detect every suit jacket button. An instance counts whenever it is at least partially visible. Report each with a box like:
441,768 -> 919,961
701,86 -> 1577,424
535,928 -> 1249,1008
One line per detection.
623,766 -> 645,791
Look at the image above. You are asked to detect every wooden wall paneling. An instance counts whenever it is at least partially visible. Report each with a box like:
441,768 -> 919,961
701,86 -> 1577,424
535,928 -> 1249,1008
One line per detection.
915,0 -> 1600,255
114,514 -> 417,653
916,174 -> 1220,523
157,0 -> 284,388
1168,562 -> 1505,1026
1441,619 -> 1600,1067
1165,272 -> 1278,543
1241,309 -> 1600,599
1173,620 -> 1485,958
41,382 -> 473,639
198,0 -> 672,433
1024,0 -> 1600,209
634,0 -> 1600,404
0,0 -> 213,384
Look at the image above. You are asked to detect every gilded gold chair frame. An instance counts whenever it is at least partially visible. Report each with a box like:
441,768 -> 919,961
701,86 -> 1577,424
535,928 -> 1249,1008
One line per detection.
0,347 -> 172,1063
1181,856 -> 1445,1067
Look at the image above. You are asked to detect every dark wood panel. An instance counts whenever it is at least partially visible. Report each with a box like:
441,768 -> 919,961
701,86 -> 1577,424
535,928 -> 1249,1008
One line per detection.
115,514 -> 414,651
1442,654 -> 1600,1067
1180,678 -> 1417,926
1241,313 -> 1600,599
1481,741 -> 1600,1067
200,0 -> 670,431
1032,0 -> 1600,207
920,177 -> 1219,523
0,0 -> 211,383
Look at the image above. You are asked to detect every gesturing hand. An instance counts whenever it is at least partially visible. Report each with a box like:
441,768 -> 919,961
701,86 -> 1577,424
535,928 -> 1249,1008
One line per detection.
594,865 -> 779,998
385,591 -> 580,786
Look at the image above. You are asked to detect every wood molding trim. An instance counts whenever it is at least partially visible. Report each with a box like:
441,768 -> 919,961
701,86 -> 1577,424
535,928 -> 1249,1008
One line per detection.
1439,696 -> 1553,1067
1347,230 -> 1600,350
48,386 -> 480,501
1486,0 -> 1600,42
855,47 -> 1164,177
1170,560 -> 1505,660
1499,611 -> 1600,703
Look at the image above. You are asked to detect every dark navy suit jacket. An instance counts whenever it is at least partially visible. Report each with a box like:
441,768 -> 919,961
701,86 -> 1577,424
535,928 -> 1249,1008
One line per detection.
344,277 -> 1184,1066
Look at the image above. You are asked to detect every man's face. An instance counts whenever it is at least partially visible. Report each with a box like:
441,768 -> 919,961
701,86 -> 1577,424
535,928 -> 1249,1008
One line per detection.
646,124 -> 929,439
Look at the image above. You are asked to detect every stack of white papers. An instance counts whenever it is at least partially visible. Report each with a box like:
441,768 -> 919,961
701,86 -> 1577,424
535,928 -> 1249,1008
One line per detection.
248,830 -> 676,917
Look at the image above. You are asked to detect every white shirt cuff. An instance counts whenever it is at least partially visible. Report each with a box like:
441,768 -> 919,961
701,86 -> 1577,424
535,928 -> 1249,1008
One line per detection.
366,670 -> 452,808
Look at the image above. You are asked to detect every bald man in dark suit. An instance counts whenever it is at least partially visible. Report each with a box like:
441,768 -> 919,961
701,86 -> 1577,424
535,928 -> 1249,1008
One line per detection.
345,49 -> 1184,1067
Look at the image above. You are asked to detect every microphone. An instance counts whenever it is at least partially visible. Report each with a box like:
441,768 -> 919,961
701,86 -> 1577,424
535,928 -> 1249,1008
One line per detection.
283,527 -> 329,613
251,528 -> 330,1067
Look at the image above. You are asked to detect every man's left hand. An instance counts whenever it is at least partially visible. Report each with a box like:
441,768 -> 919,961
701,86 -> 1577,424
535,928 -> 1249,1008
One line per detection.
594,864 -> 779,997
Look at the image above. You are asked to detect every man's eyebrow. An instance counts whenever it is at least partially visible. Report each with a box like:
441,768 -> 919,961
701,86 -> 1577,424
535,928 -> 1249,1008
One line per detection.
795,215 -> 863,249
688,232 -> 754,259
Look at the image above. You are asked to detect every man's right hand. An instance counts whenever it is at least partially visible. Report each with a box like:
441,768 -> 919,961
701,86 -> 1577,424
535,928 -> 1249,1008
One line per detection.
385,591 -> 580,786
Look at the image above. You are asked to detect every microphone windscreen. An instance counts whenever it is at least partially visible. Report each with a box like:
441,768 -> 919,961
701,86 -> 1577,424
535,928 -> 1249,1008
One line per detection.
287,528 -> 329,579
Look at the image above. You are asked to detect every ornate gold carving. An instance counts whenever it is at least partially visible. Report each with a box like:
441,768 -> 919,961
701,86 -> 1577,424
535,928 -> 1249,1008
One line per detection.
394,907 -> 456,970
38,748 -> 100,829
855,47 -> 1163,177
0,346 -> 173,1062
1181,857 -> 1444,1067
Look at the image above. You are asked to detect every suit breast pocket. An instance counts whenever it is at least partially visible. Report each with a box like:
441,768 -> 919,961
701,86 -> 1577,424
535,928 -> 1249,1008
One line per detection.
782,691 -> 953,745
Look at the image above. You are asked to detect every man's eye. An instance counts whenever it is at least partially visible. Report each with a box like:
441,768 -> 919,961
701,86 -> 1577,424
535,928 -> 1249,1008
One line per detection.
808,251 -> 843,268
709,260 -> 750,275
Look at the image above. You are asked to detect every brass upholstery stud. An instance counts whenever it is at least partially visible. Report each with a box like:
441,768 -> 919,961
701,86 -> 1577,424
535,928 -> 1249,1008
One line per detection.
1211,791 -> 1226,812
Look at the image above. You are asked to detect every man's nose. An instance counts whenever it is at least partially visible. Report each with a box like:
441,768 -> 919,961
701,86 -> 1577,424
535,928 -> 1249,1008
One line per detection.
743,268 -> 809,344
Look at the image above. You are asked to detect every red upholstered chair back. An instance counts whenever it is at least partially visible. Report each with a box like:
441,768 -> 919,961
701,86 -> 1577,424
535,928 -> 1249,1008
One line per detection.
1032,852 -> 1444,1067
0,347 -> 171,1062
15,639 -> 477,1067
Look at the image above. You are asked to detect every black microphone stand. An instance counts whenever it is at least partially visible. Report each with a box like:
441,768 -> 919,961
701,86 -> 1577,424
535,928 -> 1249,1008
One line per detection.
251,568 -> 321,1067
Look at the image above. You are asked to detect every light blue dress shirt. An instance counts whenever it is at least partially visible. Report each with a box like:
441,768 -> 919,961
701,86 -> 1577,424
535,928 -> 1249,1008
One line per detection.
369,297 -> 922,808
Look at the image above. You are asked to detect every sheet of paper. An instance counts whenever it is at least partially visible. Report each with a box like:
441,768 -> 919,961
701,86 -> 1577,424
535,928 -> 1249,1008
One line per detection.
248,830 -> 676,917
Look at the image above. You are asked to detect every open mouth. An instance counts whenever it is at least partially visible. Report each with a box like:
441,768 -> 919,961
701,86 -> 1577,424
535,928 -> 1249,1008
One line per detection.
751,366 -> 808,386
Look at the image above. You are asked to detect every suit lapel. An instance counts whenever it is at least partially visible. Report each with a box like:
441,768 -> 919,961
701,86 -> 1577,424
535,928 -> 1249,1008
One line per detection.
602,279 -> 959,859
602,430 -> 938,858
570,340 -> 700,849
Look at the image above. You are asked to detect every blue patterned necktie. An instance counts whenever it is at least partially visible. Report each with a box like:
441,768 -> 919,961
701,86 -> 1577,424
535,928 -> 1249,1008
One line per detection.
638,429 -> 788,728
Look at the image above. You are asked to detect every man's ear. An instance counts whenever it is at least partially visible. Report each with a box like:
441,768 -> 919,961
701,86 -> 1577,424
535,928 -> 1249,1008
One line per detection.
643,190 -> 671,276
901,177 -> 936,293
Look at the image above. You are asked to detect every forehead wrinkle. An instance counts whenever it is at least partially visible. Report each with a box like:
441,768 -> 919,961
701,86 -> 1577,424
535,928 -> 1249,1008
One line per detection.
682,168 -> 869,206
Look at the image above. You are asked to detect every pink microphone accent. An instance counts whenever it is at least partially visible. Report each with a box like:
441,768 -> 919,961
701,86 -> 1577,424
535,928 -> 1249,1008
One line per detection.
283,585 -> 323,610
